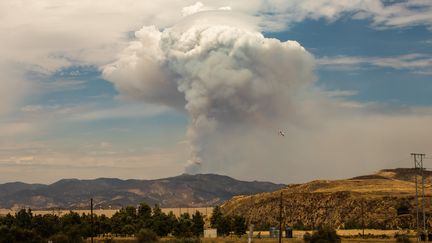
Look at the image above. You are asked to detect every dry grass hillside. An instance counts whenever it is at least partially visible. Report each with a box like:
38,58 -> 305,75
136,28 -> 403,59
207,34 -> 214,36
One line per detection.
222,168 -> 432,230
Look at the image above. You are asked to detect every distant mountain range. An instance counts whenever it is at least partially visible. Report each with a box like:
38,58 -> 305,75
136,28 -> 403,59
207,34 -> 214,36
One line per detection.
0,174 -> 285,210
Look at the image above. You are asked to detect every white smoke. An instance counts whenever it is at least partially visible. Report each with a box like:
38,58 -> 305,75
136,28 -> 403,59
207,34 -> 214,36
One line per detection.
103,11 -> 315,174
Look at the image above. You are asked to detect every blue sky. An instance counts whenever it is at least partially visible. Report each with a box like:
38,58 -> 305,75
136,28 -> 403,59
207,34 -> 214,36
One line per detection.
1,0 -> 432,183
271,19 -> 432,105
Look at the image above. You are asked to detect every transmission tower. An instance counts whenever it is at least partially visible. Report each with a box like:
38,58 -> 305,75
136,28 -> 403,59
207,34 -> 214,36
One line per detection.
412,153 -> 426,240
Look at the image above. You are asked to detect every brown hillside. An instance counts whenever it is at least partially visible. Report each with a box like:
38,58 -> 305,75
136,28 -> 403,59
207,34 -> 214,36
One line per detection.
221,168 -> 432,230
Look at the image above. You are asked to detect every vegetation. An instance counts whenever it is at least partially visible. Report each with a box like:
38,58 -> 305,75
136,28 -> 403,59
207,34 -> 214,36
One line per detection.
221,169 -> 428,230
210,206 -> 247,237
136,228 -> 159,243
395,232 -> 411,243
303,227 -> 341,243
0,204 -> 247,242
0,204 -> 189,242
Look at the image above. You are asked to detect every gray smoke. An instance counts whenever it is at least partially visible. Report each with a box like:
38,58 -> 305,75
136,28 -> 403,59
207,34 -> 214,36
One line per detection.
103,11 -> 315,174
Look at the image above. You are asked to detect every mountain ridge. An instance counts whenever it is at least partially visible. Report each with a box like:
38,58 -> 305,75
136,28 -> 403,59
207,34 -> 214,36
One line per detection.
0,173 -> 284,210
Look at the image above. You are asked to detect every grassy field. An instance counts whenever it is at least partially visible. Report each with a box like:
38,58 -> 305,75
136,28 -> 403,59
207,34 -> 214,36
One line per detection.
86,237 -> 405,243
84,229 -> 414,242
88,230 -> 414,243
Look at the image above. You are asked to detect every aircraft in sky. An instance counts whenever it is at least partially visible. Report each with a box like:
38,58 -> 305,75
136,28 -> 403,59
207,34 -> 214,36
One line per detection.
279,130 -> 285,137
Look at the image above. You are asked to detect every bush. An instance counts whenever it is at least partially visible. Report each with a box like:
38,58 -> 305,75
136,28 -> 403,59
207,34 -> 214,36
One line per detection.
136,228 -> 159,243
395,233 -> 411,243
122,224 -> 136,236
303,227 -> 341,243
303,232 -> 312,242
165,238 -> 201,243
49,233 -> 69,243
102,236 -> 114,243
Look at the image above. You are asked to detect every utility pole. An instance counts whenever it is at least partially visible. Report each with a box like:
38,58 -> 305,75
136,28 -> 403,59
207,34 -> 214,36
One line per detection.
248,195 -> 254,243
412,153 -> 426,241
361,200 -> 365,238
279,192 -> 283,243
90,198 -> 94,243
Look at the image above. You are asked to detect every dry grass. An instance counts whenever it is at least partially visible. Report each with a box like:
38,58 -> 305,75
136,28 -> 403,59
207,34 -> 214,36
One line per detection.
87,238 -> 400,243
83,229 -> 409,242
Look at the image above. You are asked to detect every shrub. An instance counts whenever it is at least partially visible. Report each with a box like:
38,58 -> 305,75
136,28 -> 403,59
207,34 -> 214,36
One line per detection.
165,237 -> 201,243
303,232 -> 312,241
303,227 -> 341,243
136,228 -> 159,243
122,224 -> 136,236
102,236 -> 114,243
395,233 -> 411,243
49,233 -> 69,243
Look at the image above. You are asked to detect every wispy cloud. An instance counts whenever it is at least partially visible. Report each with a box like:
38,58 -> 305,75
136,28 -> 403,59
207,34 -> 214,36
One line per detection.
39,79 -> 87,93
260,0 -> 432,31
317,54 -> 432,74
68,104 -> 170,121
321,89 -> 359,98
0,140 -> 188,183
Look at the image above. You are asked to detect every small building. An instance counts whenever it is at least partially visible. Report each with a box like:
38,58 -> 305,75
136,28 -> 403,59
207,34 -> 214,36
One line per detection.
204,228 -> 217,238
269,227 -> 280,238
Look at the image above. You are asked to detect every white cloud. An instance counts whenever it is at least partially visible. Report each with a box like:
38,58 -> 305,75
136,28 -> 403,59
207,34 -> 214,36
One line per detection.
0,0 -> 431,116
181,2 -> 232,17
1,0 -> 430,73
258,0 -> 432,30
317,54 -> 432,74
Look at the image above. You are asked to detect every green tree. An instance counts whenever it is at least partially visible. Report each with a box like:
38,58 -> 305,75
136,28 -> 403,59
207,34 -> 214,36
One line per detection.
165,211 -> 178,236
111,207 -> 137,234
60,212 -> 84,242
0,225 -> 14,243
63,224 -> 83,243
210,206 -> 223,229
32,214 -> 60,238
191,211 -> 204,237
0,213 -> 15,228
122,224 -> 136,235
15,208 -> 33,229
232,215 -> 246,237
151,205 -> 173,236
138,203 -> 151,219
210,206 -> 231,236
97,214 -> 112,235
61,211 -> 81,229
0,226 -> 43,243
173,213 -> 193,238
218,215 -> 232,236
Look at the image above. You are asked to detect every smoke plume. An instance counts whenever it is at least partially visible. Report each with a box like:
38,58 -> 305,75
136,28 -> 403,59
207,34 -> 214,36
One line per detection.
103,11 -> 315,174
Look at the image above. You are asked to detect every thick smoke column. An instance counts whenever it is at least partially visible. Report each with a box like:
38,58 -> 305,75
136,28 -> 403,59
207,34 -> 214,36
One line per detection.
103,11 -> 315,173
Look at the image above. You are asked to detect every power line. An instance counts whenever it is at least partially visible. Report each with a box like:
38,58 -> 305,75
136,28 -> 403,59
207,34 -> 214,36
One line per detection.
412,153 -> 426,241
